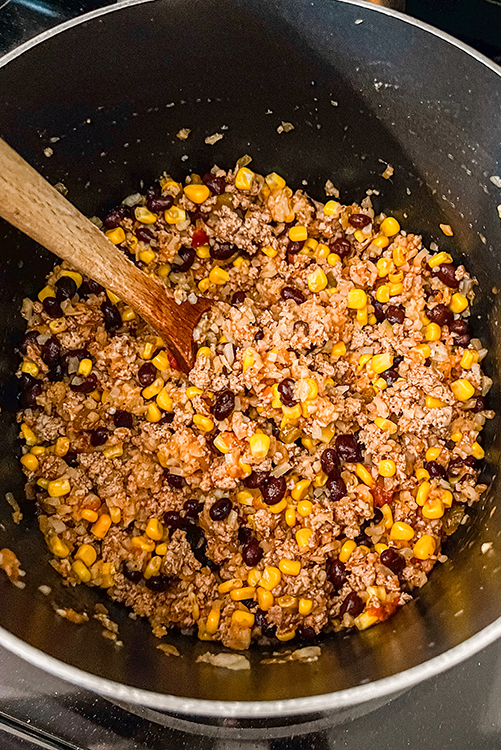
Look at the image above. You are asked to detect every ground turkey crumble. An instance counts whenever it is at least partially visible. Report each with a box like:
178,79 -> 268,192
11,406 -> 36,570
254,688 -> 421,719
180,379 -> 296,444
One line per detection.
16,163 -> 493,650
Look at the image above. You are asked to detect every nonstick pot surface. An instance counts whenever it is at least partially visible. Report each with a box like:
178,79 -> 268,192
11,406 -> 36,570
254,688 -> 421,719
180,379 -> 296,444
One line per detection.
0,0 -> 501,716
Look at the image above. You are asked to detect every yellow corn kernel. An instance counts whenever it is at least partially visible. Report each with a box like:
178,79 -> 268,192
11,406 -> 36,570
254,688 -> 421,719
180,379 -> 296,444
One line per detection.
471,441 -> 485,459
131,535 -> 156,552
276,629 -> 296,642
155,389 -> 173,412
268,498 -> 288,514
460,350 -> 478,370
416,481 -> 431,507
265,172 -> 286,190
389,282 -> 404,297
315,241 -> 329,259
184,184 -> 210,204
415,467 -> 430,482
232,610 -> 255,628
298,598 -> 313,616
354,612 -> 379,631
451,431 -> 463,443
208,266 -> 230,285
52,436 -> 70,458
339,539 -> 357,563
238,459 -> 252,477
413,534 -> 436,560
379,459 -> 396,477
296,528 -> 313,548
81,508 -> 99,523
376,284 -> 390,304
425,446 -> 441,462
205,607 -> 221,635
331,342 -> 347,360
278,559 -> 301,576
424,322 -> 441,342
194,245 -> 211,261
249,433 -> 270,460
297,500 -> 313,518
422,497 -> 445,519
236,490 -> 254,506
372,234 -> 390,249
142,377 -> 164,400
425,395 -> 446,409
164,205 -> 186,224
312,473 -> 328,491
277,595 -> 298,610
143,556 -> 162,580
20,453 -> 39,471
451,378 -> 475,401
324,200 -> 340,216
292,480 -> 311,503
156,263 -> 171,279
37,478 -> 49,489
233,256 -> 250,268
38,284 -> 56,302
260,566 -> 281,591
358,353 -> 372,371
441,490 -> 453,508
155,542 -> 168,555
301,438 -> 315,453
103,445 -> 123,459
50,536 -> 70,558
371,353 -> 394,374
91,513 -> 112,539
322,254 -> 340,271
213,434 -> 232,456
106,290 -> 121,305
376,257 -> 394,277
282,403 -> 302,423
381,504 -> 394,529
30,445 -> 45,455
307,268 -> 328,293
261,245 -> 278,259
256,588 -> 274,612
140,342 -> 154,360
47,478 -> 71,498
355,463 -> 374,486
218,578 -> 243,594
145,518 -> 164,542
428,251 -> 453,269
21,361 -> 39,378
288,225 -> 308,242
230,586 -> 256,601
285,506 -> 296,527
75,357 -> 92,378
380,217 -> 400,236
358,545 -> 371,556
75,545 -> 97,567
347,289 -> 368,309
58,270 -> 82,288
374,417 -> 397,434
193,414 -> 214,433
20,423 -> 38,446
388,271 -> 404,284
390,521 -> 415,541
354,230 -> 366,243
71,559 -> 91,583
146,403 -> 162,423
357,307 -> 368,326
375,542 -> 389,554
105,227 -> 125,244
235,167 -> 255,190
196,348 -> 213,364
449,293 -> 468,314
244,568 -> 260,588
151,350 -> 169,371
133,206 -> 157,225
138,249 -> 156,265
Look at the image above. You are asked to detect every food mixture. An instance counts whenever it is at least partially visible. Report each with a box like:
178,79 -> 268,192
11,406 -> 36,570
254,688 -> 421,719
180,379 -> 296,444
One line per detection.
16,161 -> 493,650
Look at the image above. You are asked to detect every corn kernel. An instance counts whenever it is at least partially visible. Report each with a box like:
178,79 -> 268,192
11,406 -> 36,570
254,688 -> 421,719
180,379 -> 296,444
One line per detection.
347,289 -> 368,309
460,350 -> 478,370
106,290 -> 120,305
238,459 -> 252,477
451,378 -> 475,401
424,322 -> 441,342
259,566 -> 281,591
192,414 -> 214,433
355,463 -> 374,486
157,263 -> 171,278
249,433 -> 270,460
103,445 -> 123,459
389,282 -> 404,297
131,535 -> 155,552
316,242 -> 330,259
380,217 -> 400,236
231,610 -> 255,629
381,504 -> 394,530
324,200 -> 340,216
428,251 -> 453,269
151,350 -> 168,371
146,403 -> 162,422
285,506 -> 296,527
268,498 -> 288,514
331,342 -> 347,360
233,256 -> 250,268
230,586 -> 256,601
71,559 -> 90,583
138,249 -> 156,265
297,500 -> 313,519
75,358 -> 92,378
142,377 -> 164,400
291,480 -> 311,503
376,284 -> 390,304
354,612 -> 379,631
235,167 -> 255,191
326,252 -> 341,267
217,578 -> 242,595
164,205 -> 186,224
208,266 -> 230,285
184,184 -> 210,203
265,172 -> 286,190
75,543 -> 97,567
371,353 -> 394,374
379,459 -> 396,477
413,535 -> 436,560
145,518 -> 164,541
154,542 -> 167,555
212,434 -> 231,455
354,230 -> 366,243
144,556 -> 162,580
375,543 -> 389,554
415,467 -> 430,481
372,234 -> 390,249
57,270 -> 82,289
155,389 -> 173,412
425,395 -> 446,409
339,539 -> 357,563
81,508 -> 99,523
416,481 -> 431,506
20,453 -> 39,471
260,245 -> 278,259
205,607 -> 221,634
424,446 -> 440,462
388,271 -> 404,284
449,293 -> 468,314
374,417 -> 397,434
282,404 -> 302,423
37,478 -> 49,489
390,521 -> 415,541
277,595 -> 298,610
105,227 -> 125,244
357,307 -> 368,326
276,629 -> 296,642
441,490 -> 453,508
47,478 -> 71,498
21,361 -> 39,378
422,497 -> 445,519
278,559 -> 301,576
376,257 -> 394,277
306,268 -> 327,294
194,244 -> 211,261
296,528 -> 312,548
50,536 -> 70,558
30,446 -> 45,455
451,431 -> 463,443
91,513 -> 112,539
20,423 -> 38,446
298,598 -> 313,616
471,441 -> 485,459
288,225 -> 308,242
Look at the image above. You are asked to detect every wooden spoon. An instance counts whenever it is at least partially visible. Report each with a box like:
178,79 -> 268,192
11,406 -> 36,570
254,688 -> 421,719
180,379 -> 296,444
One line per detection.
0,138 -> 213,373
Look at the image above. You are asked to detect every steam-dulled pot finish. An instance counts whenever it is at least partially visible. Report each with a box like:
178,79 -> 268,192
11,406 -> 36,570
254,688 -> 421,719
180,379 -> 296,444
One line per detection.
0,0 -> 500,718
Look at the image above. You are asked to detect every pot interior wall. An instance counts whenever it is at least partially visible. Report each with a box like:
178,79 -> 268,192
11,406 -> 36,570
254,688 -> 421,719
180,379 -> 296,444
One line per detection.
0,0 -> 500,707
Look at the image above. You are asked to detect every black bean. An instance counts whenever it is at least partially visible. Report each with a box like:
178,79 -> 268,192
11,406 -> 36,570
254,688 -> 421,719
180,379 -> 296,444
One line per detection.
146,194 -> 173,213
209,498 -> 232,521
335,434 -> 362,463
330,237 -> 352,259
122,562 -> 142,584
296,624 -> 316,641
103,205 -> 130,229
327,475 -> 347,502
339,592 -> 364,619
255,609 -> 277,637
18,372 -> 36,392
464,455 -> 480,469
231,291 -> 246,306
211,390 -> 235,421
372,298 -> 386,322
393,355 -> 404,368
473,396 -> 486,413
450,318 -> 469,335
277,378 -> 296,407
281,286 -> 306,305
381,368 -> 399,387
17,330 -> 39,355
326,557 -> 347,591
163,510 -> 183,529
261,476 -> 287,506
348,213 -> 371,229
354,532 -> 371,547
136,226 -> 154,242
455,333 -> 471,347
114,410 -> 133,428
385,304 -> 405,325
70,373 -> 98,394
238,526 -> 254,544
55,276 -> 77,301
424,460 -> 447,479
254,329 -> 264,342
159,412 -> 175,425
88,279 -> 106,295
432,263 -> 460,289
380,548 -> 406,575
90,428 -> 109,446
242,540 -> 263,566
427,303 -> 453,327
171,247 -> 195,273
185,525 -> 218,571
64,450 -> 79,468
293,320 -> 310,336
101,300 -> 122,332
40,336 -> 61,365
145,575 -> 170,593
372,508 -> 384,525
287,240 -> 305,255
164,471 -> 184,489
20,381 -> 42,408
183,499 -> 203,518
244,470 -> 269,489
47,363 -> 63,382
210,242 -> 237,261
321,448 -> 340,477
137,362 -> 157,387
202,173 -> 226,195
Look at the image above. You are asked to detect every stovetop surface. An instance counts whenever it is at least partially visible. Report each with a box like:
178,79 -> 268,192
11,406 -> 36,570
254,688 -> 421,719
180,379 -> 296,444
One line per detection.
1,1 -> 501,748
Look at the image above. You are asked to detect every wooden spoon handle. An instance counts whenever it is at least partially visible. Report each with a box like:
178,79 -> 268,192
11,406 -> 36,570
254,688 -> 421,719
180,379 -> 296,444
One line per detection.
0,138 -> 211,372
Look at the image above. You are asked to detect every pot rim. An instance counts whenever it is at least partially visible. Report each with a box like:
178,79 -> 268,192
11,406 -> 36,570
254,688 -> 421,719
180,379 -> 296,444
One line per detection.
1,0 -> 501,719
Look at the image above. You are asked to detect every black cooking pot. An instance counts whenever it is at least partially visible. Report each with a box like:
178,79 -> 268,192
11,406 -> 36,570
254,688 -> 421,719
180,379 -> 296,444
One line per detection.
0,0 -> 501,720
